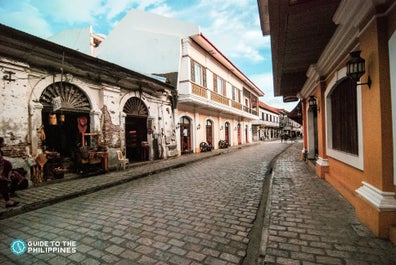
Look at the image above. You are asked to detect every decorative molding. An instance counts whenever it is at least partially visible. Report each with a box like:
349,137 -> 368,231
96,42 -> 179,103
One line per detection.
299,64 -> 320,99
317,0 -> 374,76
356,181 -> 396,211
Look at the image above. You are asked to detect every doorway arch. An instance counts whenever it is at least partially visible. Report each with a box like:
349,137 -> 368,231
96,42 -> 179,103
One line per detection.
224,122 -> 230,145
123,97 -> 149,162
39,82 -> 91,156
179,116 -> 192,154
205,119 -> 213,146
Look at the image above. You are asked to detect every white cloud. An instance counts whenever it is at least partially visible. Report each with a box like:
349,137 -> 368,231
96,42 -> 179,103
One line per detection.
0,2 -> 53,38
250,73 -> 297,111
32,0 -> 103,25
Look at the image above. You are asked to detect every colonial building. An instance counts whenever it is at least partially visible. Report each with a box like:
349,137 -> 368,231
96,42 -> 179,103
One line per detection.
253,101 -> 282,141
259,0 -> 396,242
95,9 -> 264,154
0,24 -> 176,181
178,34 -> 263,152
253,101 -> 302,142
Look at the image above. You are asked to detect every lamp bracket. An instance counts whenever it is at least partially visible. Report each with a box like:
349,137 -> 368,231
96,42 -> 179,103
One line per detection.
3,71 -> 16,82
357,76 -> 372,88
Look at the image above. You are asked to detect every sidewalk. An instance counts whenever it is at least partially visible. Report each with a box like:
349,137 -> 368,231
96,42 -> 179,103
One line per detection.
259,142 -> 396,265
0,143 -> 255,219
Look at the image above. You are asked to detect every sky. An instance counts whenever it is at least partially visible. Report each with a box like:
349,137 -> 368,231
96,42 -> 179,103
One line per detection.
0,0 -> 297,111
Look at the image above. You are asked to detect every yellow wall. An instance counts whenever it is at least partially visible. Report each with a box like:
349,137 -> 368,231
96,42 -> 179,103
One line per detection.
322,13 -> 396,238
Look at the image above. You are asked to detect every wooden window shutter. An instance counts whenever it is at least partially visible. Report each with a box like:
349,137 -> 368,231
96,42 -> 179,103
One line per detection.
191,60 -> 195,82
203,67 -> 207,87
330,78 -> 358,155
213,74 -> 218,92
222,81 -> 226,96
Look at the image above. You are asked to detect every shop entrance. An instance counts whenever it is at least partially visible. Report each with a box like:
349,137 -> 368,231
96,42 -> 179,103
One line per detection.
39,82 -> 93,177
123,97 -> 149,162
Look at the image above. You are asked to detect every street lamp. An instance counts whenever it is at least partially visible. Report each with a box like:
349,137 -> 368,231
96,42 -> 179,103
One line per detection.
346,51 -> 371,88
308,96 -> 318,112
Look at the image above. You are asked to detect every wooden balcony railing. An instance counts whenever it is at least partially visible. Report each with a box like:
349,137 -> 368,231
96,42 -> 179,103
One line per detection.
231,101 -> 242,110
243,106 -> 259,116
192,83 -> 208,98
210,91 -> 229,106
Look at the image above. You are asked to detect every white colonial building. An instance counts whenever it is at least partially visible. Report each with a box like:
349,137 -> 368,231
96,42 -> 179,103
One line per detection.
94,9 -> 264,154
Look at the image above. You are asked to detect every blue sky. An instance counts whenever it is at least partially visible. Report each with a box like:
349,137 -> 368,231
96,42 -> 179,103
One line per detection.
0,0 -> 297,111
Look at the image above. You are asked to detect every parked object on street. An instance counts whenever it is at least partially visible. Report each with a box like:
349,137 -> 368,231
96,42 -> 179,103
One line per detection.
116,150 -> 129,171
199,142 -> 212,152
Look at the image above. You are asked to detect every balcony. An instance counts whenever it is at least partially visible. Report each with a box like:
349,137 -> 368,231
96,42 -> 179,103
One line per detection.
232,101 -> 242,110
180,82 -> 259,119
210,91 -> 229,106
243,106 -> 258,116
192,83 -> 207,98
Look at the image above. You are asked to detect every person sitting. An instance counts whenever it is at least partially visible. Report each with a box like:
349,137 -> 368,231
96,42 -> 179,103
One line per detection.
0,153 -> 19,208
10,168 -> 28,196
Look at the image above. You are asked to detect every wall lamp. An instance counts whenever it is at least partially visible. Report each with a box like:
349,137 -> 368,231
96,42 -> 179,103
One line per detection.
3,71 -> 16,82
308,96 -> 319,112
346,51 -> 371,88
197,124 -> 201,130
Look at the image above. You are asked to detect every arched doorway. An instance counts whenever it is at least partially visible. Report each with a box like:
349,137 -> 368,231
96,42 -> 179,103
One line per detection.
123,97 -> 149,162
179,116 -> 191,154
39,82 -> 91,172
307,99 -> 318,159
205,120 -> 213,146
224,122 -> 230,144
40,82 -> 91,153
237,123 -> 242,145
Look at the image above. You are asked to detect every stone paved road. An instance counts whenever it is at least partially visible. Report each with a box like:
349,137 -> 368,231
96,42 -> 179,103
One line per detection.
0,142 -> 288,265
260,143 -> 396,265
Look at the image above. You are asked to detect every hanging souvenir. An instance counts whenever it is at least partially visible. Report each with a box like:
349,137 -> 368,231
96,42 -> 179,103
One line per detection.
78,116 -> 88,134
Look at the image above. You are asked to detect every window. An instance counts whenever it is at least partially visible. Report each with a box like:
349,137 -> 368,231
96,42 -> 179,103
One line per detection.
330,78 -> 358,155
232,86 -> 240,102
217,76 -> 223,95
213,74 -> 226,96
191,60 -> 207,87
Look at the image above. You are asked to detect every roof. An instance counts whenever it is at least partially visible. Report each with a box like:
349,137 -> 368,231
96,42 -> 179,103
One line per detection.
258,0 -> 340,101
0,23 -> 174,92
258,101 -> 282,114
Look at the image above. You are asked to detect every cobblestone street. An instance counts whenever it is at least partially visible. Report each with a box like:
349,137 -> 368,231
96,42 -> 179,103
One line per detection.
0,142 -> 288,265
260,143 -> 396,265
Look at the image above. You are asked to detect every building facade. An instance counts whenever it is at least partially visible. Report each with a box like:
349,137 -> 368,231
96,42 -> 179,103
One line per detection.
0,24 -> 176,182
94,10 -> 264,154
177,34 -> 263,152
259,0 -> 396,241
253,101 -> 281,141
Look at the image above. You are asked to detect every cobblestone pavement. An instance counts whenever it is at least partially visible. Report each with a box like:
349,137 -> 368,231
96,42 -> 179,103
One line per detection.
0,143 -> 259,220
259,143 -> 396,265
0,141 -> 288,265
